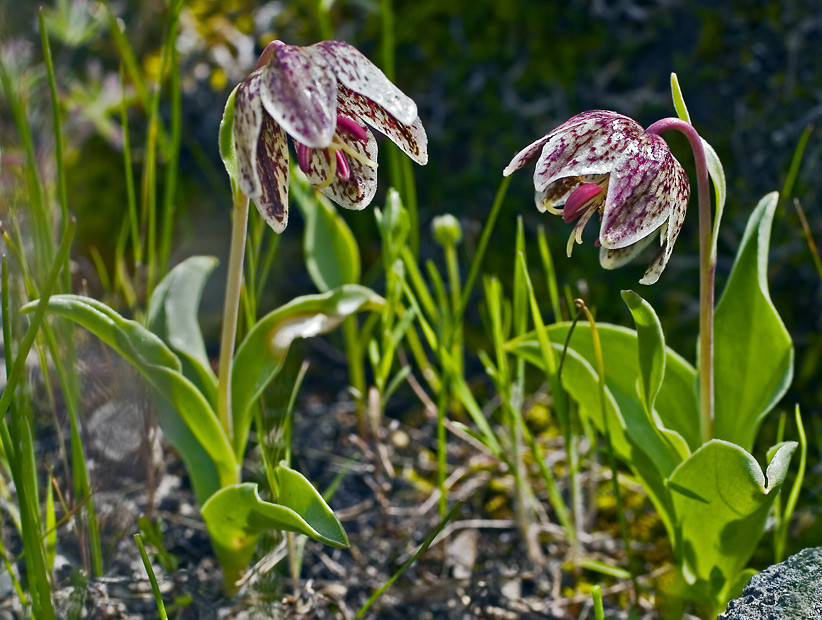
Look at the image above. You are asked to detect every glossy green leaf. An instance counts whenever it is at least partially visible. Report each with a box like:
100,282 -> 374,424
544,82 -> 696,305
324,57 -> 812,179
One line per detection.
510,323 -> 700,451
294,186 -> 361,292
26,295 -> 237,503
714,192 -> 793,450
621,290 -> 665,417
231,285 -> 383,457
201,468 -> 348,587
148,256 -> 218,404
219,85 -> 239,184
669,440 -> 796,608
550,343 -> 676,537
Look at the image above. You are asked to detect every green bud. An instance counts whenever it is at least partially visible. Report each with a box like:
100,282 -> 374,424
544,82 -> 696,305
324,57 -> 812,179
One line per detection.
431,214 -> 462,247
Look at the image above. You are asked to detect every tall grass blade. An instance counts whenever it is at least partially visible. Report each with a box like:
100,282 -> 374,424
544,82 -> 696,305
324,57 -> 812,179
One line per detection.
793,199 -> 822,283
134,534 -> 169,620
355,502 -> 461,618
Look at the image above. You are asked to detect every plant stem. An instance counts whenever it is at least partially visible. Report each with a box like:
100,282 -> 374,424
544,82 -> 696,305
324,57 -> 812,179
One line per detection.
217,192 -> 250,446
645,117 -> 714,442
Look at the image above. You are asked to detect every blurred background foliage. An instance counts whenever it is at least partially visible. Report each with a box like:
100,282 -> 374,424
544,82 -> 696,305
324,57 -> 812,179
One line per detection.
1,0 -> 820,462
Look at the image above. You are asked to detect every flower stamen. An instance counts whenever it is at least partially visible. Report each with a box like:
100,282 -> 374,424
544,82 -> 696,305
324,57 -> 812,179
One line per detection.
297,143 -> 313,175
563,183 -> 603,223
563,176 -> 609,257
335,150 -> 351,181
315,150 -> 337,190
336,116 -> 368,142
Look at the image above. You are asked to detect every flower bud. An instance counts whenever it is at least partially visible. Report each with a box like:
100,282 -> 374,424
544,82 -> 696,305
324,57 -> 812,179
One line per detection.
432,214 -> 463,247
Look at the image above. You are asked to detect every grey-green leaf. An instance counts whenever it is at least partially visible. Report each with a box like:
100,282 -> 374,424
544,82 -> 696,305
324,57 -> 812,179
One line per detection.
668,440 -> 796,608
201,469 -> 348,586
713,192 -> 793,450
510,322 -> 700,451
25,295 -> 237,503
294,181 -> 361,292
219,85 -> 239,183
621,290 -> 665,417
148,256 -> 218,404
231,285 -> 383,458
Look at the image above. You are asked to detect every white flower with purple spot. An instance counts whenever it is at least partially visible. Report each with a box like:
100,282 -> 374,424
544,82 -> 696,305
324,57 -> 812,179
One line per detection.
503,110 -> 690,284
233,40 -> 428,232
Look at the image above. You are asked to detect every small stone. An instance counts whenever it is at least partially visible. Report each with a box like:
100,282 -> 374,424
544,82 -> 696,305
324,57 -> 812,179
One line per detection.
719,546 -> 822,619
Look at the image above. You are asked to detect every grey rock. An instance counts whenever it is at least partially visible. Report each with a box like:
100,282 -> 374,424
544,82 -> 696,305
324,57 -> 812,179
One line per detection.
719,546 -> 822,619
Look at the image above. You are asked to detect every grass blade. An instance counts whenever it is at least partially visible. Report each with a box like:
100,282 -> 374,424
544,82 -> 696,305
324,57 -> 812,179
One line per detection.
355,502 -> 461,618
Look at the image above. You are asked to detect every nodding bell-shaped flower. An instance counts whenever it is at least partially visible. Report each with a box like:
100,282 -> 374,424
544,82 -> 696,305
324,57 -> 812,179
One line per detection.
233,40 -> 428,232
503,110 -> 690,284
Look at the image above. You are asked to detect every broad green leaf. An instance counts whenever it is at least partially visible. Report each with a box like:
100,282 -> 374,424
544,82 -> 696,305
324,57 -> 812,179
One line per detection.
621,290 -> 665,416
231,285 -> 383,458
219,85 -> 239,183
669,440 -> 796,608
27,295 -> 237,503
714,193 -> 793,450
552,344 -> 676,537
619,291 -> 691,463
148,256 -> 218,404
294,186 -> 361,292
510,323 -> 700,451
201,468 -> 348,587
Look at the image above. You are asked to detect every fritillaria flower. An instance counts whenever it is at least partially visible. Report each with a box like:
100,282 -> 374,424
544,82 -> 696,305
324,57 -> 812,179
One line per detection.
503,110 -> 690,284
233,40 -> 428,232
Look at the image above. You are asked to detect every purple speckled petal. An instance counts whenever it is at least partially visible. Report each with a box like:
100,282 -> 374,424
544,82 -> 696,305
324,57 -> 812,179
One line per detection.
598,134 -> 685,249
260,43 -> 337,149
639,160 -> 690,284
234,71 -> 266,198
534,176 -> 584,213
598,232 -> 657,270
253,114 -> 290,233
532,111 -> 645,194
503,133 -> 552,176
312,40 -> 418,126
303,123 -> 379,211
336,86 -> 428,164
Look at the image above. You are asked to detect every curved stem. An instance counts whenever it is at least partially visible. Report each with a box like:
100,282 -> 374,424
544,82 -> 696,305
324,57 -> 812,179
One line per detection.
645,117 -> 714,443
217,191 -> 250,446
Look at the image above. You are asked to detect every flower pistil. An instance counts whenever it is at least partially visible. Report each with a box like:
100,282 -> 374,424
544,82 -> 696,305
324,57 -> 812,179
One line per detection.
546,174 -> 609,257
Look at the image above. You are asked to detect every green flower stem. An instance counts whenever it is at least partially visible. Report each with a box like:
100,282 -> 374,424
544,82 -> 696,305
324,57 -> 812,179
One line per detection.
217,191 -> 250,445
645,117 -> 714,443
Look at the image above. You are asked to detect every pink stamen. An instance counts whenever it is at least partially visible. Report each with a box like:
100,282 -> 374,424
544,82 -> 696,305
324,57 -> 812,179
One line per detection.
297,143 -> 313,174
563,183 -> 604,223
335,151 -> 351,181
335,116 -> 368,142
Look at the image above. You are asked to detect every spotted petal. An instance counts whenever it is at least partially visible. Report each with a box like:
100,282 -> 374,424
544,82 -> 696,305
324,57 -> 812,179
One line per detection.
599,232 -> 657,270
302,121 -> 379,211
312,40 -> 418,126
337,86 -> 428,165
534,176 -> 584,213
253,114 -> 289,233
503,133 -> 551,177
531,111 -> 646,195
260,43 -> 337,149
639,162 -> 690,284
599,137 -> 687,250
234,71 -> 266,199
